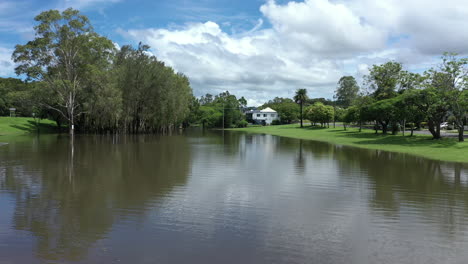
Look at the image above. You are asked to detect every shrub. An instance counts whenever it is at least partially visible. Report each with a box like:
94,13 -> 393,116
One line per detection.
271,120 -> 281,126
236,120 -> 248,128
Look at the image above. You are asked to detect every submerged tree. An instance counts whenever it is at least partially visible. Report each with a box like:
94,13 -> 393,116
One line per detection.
12,8 -> 115,135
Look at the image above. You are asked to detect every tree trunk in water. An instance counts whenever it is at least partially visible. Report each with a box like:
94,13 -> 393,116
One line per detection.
68,109 -> 74,135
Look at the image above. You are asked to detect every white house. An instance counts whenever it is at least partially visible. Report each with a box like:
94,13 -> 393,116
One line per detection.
246,107 -> 279,125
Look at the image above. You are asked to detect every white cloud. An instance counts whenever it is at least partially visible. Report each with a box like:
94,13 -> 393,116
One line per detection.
260,0 -> 386,56
348,0 -> 468,55
0,46 -> 15,76
119,0 -> 468,106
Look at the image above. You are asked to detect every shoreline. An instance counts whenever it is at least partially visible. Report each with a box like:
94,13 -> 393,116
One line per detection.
229,124 -> 468,164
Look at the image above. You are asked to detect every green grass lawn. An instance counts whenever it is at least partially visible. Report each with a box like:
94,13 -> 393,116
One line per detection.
0,117 -> 58,136
230,124 -> 468,163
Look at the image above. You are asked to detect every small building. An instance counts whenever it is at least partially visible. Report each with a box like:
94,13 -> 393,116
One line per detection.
245,107 -> 279,125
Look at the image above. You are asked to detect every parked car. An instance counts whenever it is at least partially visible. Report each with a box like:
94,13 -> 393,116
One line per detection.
440,122 -> 448,129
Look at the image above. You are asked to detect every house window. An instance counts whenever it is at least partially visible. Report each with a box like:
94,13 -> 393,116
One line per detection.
257,114 -> 260,117
264,114 -> 267,117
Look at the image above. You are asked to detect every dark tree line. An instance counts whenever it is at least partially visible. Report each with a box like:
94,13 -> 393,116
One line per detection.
8,8 -> 193,134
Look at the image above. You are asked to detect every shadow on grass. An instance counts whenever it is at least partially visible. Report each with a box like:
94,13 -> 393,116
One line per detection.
10,120 -> 59,134
302,126 -> 460,148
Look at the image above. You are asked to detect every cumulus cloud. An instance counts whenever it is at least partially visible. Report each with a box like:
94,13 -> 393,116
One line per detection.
260,0 -> 386,56
0,46 -> 15,76
119,0 -> 468,105
3,0 -> 468,105
348,0 -> 468,55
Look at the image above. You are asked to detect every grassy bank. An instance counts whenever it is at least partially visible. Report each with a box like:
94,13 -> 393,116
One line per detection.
0,117 -> 58,136
230,124 -> 468,163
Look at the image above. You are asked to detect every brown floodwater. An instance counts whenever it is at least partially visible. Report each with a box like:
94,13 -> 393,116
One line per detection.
1,129 -> 468,263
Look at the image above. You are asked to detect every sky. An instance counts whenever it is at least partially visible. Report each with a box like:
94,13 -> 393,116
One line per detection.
1,0 -> 468,106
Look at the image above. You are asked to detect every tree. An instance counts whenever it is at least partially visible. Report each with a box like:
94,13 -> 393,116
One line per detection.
305,102 -> 334,127
365,61 -> 403,100
353,95 -> 374,132
398,92 -> 426,136
198,106 -> 222,128
335,76 -> 359,107
294,89 -> 308,128
343,106 -> 359,131
437,53 -> 468,142
334,107 -> 346,129
262,97 -> 299,124
113,43 -> 193,133
200,94 -> 214,105
12,8 -> 115,135
238,97 -> 247,109
367,98 -> 399,134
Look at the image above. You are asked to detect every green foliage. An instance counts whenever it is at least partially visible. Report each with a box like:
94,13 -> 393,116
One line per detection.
335,76 -> 359,107
10,9 -> 193,134
305,102 -> 334,126
367,97 -> 400,134
343,106 -> 358,124
262,97 -> 299,124
306,97 -> 334,106
198,106 -> 222,128
334,107 -> 346,122
294,89 -> 308,128
12,8 -> 116,134
109,43 -> 192,133
365,61 -> 403,100
271,119 -> 281,125
236,120 -> 249,128
192,91 -> 244,128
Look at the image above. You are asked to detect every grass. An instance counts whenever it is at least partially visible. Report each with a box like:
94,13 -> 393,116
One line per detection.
0,117 -> 58,136
229,124 -> 468,163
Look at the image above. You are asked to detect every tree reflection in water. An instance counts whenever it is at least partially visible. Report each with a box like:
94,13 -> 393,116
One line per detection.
0,134 -> 191,262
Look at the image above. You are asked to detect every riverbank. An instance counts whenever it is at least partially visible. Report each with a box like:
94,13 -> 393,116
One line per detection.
229,124 -> 468,163
0,117 -> 58,136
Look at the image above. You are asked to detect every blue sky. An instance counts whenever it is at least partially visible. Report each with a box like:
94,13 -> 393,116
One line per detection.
1,0 -> 468,105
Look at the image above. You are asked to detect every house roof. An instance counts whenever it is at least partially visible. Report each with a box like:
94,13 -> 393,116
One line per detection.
260,107 -> 277,113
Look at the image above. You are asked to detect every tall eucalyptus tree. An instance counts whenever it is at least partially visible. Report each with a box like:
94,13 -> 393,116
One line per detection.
12,8 -> 115,135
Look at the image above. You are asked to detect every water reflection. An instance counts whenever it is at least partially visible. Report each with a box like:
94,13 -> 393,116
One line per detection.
0,134 -> 191,262
1,131 -> 468,263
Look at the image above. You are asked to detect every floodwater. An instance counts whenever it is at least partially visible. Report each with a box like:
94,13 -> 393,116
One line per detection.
1,130 -> 468,264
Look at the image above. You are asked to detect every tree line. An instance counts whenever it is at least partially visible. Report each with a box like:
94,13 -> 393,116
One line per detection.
187,91 -> 247,128
4,8 -> 193,134
340,54 -> 467,142
249,53 -> 467,142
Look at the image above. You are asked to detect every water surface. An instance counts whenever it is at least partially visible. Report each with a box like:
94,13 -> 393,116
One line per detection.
1,130 -> 468,263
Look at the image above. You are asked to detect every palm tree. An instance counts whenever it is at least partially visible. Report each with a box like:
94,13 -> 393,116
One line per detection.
294,89 -> 308,128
